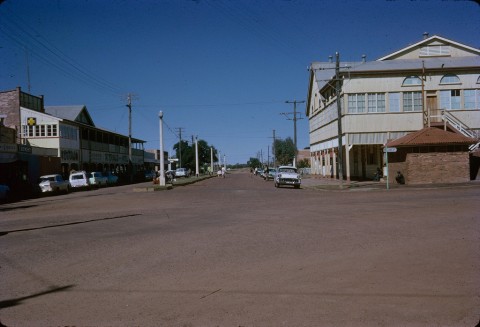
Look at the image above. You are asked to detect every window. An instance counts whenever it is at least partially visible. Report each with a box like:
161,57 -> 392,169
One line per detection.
403,92 -> 422,111
440,74 -> 460,84
419,45 -> 450,56
40,125 -> 46,137
388,93 -> 400,112
440,90 -> 461,110
348,94 -> 365,113
367,93 -> 386,113
464,89 -> 480,109
402,76 -> 421,86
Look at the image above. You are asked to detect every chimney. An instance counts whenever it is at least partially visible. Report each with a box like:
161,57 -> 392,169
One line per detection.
362,54 -> 366,63
423,32 -> 429,39
328,55 -> 333,63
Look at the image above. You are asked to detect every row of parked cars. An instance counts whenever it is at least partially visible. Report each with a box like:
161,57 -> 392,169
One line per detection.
38,170 -> 119,195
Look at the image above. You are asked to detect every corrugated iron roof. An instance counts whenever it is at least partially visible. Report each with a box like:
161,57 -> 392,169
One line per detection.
385,127 -> 477,147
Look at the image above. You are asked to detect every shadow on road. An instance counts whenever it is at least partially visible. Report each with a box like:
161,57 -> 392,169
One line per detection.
0,284 -> 75,309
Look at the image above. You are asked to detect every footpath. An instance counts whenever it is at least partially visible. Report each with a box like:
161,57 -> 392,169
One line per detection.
300,175 -> 480,191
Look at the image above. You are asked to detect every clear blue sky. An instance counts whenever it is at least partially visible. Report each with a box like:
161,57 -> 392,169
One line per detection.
1,0 -> 479,164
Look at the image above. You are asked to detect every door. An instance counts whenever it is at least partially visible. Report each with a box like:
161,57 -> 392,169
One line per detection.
427,96 -> 440,123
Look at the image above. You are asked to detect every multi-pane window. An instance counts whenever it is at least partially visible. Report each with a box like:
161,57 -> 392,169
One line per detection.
403,92 -> 422,112
348,94 -> 365,113
22,124 -> 58,137
388,93 -> 400,112
440,90 -> 461,110
367,93 -> 385,113
464,89 -> 480,109
402,76 -> 421,86
440,74 -> 460,84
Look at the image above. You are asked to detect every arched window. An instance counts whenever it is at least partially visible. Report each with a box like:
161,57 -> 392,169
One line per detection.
402,76 -> 421,86
440,74 -> 460,84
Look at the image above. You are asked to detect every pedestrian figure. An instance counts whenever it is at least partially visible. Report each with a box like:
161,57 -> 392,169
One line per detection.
395,171 -> 405,184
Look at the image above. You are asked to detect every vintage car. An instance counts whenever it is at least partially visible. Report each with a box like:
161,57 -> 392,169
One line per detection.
38,174 -> 70,193
274,166 -> 301,188
69,171 -> 90,188
89,171 -> 108,187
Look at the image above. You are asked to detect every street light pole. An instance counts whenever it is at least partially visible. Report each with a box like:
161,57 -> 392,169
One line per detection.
158,111 -> 165,186
195,136 -> 199,177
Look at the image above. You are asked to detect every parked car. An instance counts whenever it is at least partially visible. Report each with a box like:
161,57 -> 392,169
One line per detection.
264,167 -> 276,181
102,171 -> 119,185
69,171 -> 89,188
175,168 -> 189,178
274,166 -> 301,188
38,174 -> 70,194
89,171 -> 107,187
0,184 -> 11,201
144,170 -> 156,181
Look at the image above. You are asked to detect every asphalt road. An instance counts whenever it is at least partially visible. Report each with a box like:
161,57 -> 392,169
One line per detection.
1,171 -> 479,326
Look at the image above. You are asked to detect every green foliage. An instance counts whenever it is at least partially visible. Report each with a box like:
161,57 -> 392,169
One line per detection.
247,157 -> 261,168
297,158 -> 310,168
274,137 -> 296,166
173,139 -> 218,171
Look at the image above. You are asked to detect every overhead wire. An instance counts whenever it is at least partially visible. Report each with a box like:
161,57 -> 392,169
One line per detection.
0,5 -> 125,96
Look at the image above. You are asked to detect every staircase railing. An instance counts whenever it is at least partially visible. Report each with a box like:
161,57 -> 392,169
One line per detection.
441,110 -> 479,152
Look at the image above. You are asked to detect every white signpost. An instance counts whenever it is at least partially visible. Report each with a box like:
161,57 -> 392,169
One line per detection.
383,147 -> 397,190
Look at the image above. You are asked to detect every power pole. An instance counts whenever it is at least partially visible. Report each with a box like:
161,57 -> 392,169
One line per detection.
272,129 -> 276,167
283,100 -> 305,152
124,93 -> 138,182
175,127 -> 185,167
335,52 -> 344,188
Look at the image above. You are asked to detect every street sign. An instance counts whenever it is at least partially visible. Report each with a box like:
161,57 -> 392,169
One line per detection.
383,147 -> 397,153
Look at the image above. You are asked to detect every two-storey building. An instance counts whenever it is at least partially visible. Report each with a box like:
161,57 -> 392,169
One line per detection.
306,34 -> 480,181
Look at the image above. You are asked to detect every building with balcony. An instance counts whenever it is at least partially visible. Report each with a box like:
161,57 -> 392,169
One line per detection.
306,34 -> 480,182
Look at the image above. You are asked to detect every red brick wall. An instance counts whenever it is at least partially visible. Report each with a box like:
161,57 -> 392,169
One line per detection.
406,152 -> 470,184
0,89 -> 20,129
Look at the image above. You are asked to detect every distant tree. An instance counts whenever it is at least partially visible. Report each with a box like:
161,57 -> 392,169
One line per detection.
247,157 -> 261,169
297,158 -> 310,168
274,137 -> 296,165
173,139 -> 217,172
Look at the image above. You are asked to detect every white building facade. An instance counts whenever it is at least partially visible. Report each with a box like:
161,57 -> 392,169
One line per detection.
306,35 -> 480,180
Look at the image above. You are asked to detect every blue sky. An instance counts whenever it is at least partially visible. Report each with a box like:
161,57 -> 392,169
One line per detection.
1,0 -> 479,164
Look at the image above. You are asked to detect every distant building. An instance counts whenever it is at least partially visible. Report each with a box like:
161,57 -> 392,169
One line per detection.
306,34 -> 480,181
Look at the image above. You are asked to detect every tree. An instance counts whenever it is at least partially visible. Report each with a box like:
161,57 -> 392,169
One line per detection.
247,157 -> 261,169
274,137 -> 296,166
173,139 -> 218,172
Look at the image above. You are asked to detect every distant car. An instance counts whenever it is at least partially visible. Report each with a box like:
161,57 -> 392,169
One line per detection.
175,168 -> 189,178
38,174 -> 70,194
274,166 -> 301,188
89,171 -> 107,187
69,171 -> 90,188
0,184 -> 11,201
102,171 -> 119,185
264,168 -> 276,181
255,168 -> 263,177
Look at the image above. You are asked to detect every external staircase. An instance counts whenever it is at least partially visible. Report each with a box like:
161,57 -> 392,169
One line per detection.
437,110 -> 480,152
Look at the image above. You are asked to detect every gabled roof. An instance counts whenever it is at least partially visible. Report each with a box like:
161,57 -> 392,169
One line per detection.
385,127 -> 476,147
45,105 -> 95,127
378,35 -> 480,61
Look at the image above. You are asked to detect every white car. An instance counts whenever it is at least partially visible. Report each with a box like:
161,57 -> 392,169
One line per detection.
274,166 -> 301,189
69,171 -> 90,188
38,174 -> 70,193
175,168 -> 189,178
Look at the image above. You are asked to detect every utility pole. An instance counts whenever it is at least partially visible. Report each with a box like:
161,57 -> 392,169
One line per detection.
272,129 -> 276,167
175,127 -> 185,167
125,93 -> 138,182
283,100 -> 305,154
335,52 -> 344,188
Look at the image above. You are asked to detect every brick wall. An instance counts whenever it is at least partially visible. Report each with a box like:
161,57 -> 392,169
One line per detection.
406,152 -> 470,184
0,89 -> 20,129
